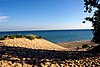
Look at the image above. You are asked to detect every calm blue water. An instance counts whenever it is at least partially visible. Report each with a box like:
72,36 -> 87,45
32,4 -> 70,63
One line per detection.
0,29 -> 93,43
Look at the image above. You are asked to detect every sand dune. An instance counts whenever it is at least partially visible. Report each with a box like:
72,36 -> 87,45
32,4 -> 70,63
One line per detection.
0,38 -> 67,51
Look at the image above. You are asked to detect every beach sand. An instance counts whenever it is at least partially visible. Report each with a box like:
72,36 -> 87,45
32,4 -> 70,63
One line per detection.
58,40 -> 98,51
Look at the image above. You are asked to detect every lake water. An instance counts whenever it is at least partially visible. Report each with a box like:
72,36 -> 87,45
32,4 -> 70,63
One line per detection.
0,29 -> 93,43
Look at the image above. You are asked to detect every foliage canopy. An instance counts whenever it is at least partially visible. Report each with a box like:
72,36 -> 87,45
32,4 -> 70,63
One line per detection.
84,0 -> 100,43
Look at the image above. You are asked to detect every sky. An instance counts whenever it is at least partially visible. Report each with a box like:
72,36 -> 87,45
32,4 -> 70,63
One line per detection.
0,0 -> 93,31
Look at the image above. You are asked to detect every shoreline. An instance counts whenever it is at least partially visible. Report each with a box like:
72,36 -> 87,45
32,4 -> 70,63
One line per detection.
57,39 -> 91,43
57,40 -> 98,51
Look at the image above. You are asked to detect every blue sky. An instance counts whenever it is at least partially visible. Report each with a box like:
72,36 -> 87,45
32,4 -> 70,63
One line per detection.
0,0 -> 92,31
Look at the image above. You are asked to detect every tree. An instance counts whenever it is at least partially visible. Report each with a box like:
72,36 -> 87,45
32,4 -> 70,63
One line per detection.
83,0 -> 100,43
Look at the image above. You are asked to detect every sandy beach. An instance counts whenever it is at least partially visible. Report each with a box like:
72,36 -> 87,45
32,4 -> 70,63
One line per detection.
58,40 -> 98,51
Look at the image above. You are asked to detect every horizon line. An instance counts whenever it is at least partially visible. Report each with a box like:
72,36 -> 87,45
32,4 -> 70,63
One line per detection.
0,28 -> 93,32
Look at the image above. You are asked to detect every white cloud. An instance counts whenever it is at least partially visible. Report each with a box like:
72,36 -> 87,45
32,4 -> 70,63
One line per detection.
0,16 -> 9,22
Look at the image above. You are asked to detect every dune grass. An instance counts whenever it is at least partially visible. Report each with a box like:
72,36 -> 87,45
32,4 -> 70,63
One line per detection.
0,34 -> 42,40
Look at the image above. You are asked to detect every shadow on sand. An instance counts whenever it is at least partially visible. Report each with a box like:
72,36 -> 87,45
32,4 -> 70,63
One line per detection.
0,45 -> 100,66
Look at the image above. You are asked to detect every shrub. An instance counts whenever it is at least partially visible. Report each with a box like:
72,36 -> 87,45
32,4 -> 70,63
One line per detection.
26,34 -> 36,40
77,47 -> 80,49
36,36 -> 42,39
0,36 -> 5,40
4,35 -> 8,38
16,34 -> 23,38
82,44 -> 89,48
8,34 -> 16,39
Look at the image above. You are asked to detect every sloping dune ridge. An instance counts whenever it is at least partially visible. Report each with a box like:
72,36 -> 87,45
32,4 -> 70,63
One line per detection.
0,38 -> 67,51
